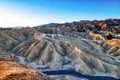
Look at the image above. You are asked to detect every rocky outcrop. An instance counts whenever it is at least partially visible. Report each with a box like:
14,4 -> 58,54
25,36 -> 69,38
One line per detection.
0,61 -> 56,80
88,31 -> 106,42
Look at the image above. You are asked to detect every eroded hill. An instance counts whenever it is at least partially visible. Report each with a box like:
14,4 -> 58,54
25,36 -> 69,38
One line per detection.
0,19 -> 120,79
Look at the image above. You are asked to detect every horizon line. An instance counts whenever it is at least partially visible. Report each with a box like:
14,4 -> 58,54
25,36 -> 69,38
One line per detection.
0,18 -> 119,28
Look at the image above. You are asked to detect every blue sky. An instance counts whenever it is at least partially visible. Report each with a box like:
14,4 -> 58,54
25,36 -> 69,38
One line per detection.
0,0 -> 120,27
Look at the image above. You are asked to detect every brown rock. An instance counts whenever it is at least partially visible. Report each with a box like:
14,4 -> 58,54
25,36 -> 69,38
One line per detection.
98,22 -> 108,30
0,61 -> 55,80
103,39 -> 120,58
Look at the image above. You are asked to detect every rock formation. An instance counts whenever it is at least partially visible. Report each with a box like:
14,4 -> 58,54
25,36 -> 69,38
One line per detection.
0,19 -> 120,79
0,61 -> 56,80
11,33 -> 120,77
102,39 -> 120,59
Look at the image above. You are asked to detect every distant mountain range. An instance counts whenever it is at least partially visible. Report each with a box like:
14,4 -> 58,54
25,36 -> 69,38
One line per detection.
35,18 -> 120,35
35,23 -> 60,27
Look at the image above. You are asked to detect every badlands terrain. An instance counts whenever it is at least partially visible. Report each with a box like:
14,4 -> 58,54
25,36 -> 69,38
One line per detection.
0,19 -> 120,80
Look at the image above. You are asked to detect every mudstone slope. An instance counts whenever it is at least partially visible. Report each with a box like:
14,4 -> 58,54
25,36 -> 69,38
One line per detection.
0,19 -> 120,79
